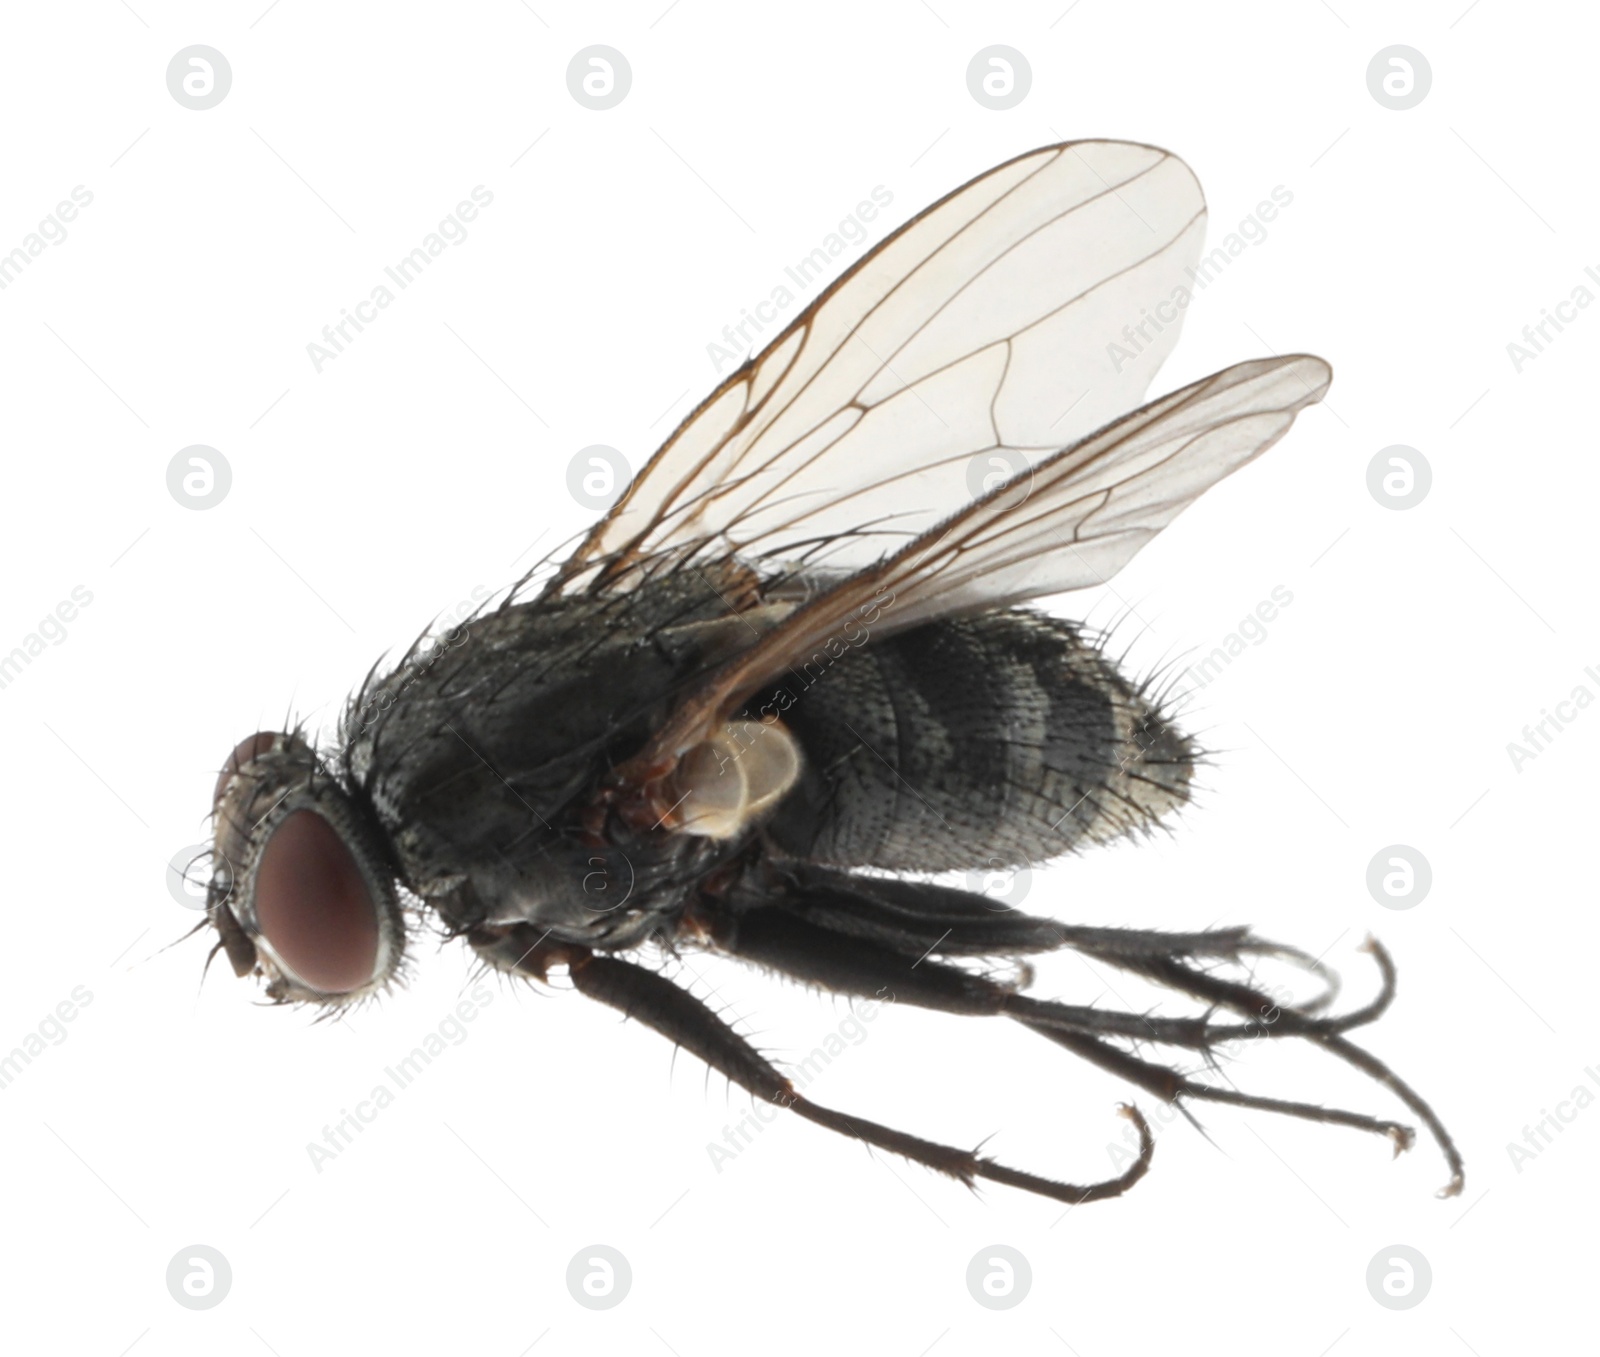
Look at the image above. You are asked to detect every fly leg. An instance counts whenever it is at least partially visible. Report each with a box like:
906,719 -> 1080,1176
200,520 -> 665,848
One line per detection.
473,922 -> 1152,1206
750,864 -> 1344,1013
712,907 -> 1463,1193
569,948 -> 1153,1206
1100,937 -> 1464,1196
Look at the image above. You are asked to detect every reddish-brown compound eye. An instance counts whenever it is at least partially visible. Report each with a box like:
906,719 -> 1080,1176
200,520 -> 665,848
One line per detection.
214,731 -> 285,805
253,810 -> 381,994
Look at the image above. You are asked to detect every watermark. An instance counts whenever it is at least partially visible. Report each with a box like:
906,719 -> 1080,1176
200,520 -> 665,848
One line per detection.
352,618 -> 476,731
964,448 -> 1034,513
1365,845 -> 1431,910
1367,445 -> 1431,510
578,844 -> 635,913
166,1245 -> 232,1310
706,995 -> 888,1173
705,187 -> 894,373
566,445 -> 632,511
0,986 -> 94,1091
0,586 -> 94,693
966,46 -> 1031,111
566,47 -> 631,110
1506,1065 -> 1600,1173
789,585 -> 894,686
1107,187 -> 1293,374
0,186 -> 93,292
1508,266 -> 1600,372
965,859 -> 1032,909
166,46 -> 232,110
1366,46 -> 1431,111
167,445 -> 231,509
1176,585 -> 1294,693
306,187 -> 495,373
566,1245 -> 631,1309
1365,1244 -> 1432,1309
966,1245 -> 1032,1309
168,843 -> 233,910
1506,665 -> 1600,772
707,585 -> 896,791
304,983 -> 495,1172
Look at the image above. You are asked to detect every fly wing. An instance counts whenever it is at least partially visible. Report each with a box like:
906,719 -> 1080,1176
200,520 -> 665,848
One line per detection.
623,353 -> 1332,770
552,140 -> 1209,594
841,354 -> 1333,631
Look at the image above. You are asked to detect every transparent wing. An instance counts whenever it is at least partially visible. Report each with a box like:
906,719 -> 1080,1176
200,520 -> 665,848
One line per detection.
850,354 -> 1333,631
622,353 -> 1332,771
555,139 -> 1209,594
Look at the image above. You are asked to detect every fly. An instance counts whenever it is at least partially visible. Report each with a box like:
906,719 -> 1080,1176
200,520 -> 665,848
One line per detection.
203,140 -> 1463,1205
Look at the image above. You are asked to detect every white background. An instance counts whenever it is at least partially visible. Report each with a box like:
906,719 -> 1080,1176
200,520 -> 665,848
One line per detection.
0,2 -> 1593,1353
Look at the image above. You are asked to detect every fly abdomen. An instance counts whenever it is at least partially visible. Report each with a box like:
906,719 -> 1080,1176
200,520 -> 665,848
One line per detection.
760,609 -> 1194,872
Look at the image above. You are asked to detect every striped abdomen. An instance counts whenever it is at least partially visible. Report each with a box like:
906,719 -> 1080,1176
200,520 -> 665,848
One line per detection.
760,609 -> 1194,872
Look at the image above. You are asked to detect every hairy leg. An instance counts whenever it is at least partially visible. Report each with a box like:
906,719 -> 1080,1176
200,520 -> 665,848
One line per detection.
563,943 -> 1154,1205
711,903 -> 1462,1193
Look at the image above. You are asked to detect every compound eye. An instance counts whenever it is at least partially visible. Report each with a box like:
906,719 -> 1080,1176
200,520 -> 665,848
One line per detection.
253,809 -> 381,995
214,731 -> 286,805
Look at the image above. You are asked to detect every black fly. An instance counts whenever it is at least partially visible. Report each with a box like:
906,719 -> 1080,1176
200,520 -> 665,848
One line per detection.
204,141 -> 1464,1205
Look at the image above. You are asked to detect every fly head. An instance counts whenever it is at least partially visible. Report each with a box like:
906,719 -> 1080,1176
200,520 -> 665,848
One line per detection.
207,730 -> 406,1008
